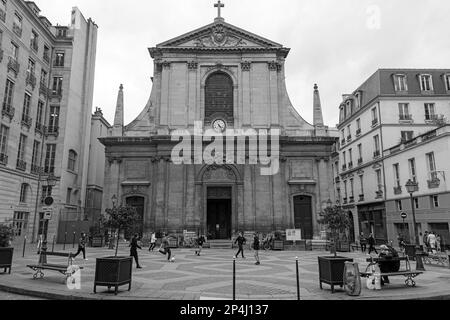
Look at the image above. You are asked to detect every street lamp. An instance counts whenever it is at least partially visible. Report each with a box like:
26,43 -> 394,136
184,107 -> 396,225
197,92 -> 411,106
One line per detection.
405,179 -> 425,271
46,174 -> 57,188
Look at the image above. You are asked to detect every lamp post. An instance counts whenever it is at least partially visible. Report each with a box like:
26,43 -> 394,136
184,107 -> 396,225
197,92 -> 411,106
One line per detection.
43,174 -> 57,242
109,195 -> 118,250
405,179 -> 425,271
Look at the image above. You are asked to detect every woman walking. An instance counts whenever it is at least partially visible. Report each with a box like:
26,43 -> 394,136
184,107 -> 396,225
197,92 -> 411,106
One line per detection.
253,233 -> 261,265
72,233 -> 88,261
367,233 -> 378,255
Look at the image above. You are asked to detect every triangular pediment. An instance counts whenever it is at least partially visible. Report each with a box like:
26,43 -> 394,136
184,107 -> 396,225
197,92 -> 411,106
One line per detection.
157,20 -> 283,49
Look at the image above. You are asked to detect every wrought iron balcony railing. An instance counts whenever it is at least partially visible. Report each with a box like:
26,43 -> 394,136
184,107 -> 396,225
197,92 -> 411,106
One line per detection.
399,114 -> 413,121
373,150 -> 381,158
1,103 -> 15,120
35,123 -> 45,135
372,119 -> 379,127
427,171 -> 441,189
46,126 -> 59,136
31,164 -> 43,175
7,57 -> 20,76
394,186 -> 402,195
26,72 -> 37,89
348,162 -> 353,169
357,158 -> 363,165
356,128 -> 361,136
359,194 -> 365,202
0,153 -> 8,165
21,115 -> 32,128
16,159 -> 27,171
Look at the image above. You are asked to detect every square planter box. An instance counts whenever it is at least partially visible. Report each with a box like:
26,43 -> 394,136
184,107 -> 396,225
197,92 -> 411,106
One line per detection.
94,257 -> 132,295
272,240 -> 285,251
318,256 -> 354,293
0,248 -> 13,274
91,237 -> 104,248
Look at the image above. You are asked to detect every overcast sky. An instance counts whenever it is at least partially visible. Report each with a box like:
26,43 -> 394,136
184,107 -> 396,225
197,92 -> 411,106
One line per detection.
36,0 -> 450,127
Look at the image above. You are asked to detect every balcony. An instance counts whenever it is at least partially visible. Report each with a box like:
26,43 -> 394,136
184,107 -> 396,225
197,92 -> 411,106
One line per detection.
46,126 -> 59,137
349,196 -> 355,203
356,128 -> 361,136
357,158 -> 363,165
7,57 -> 20,77
26,72 -> 37,90
373,150 -> 381,159
427,171 -> 441,189
399,114 -> 413,122
31,164 -> 43,175
347,135 -> 352,142
359,194 -> 365,202
16,159 -> 27,172
0,9 -> 6,22
394,186 -> 402,195
35,123 -> 45,135
343,198 -> 348,205
50,89 -> 63,100
348,162 -> 353,170
342,164 -> 347,172
30,40 -> 39,53
21,115 -> 32,128
1,103 -> 15,120
0,153 -> 8,166
372,119 -> 379,127
13,23 -> 22,37
39,82 -> 49,97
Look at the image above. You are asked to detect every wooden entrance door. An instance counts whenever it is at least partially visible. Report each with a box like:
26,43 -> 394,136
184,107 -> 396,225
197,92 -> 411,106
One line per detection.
293,195 -> 313,240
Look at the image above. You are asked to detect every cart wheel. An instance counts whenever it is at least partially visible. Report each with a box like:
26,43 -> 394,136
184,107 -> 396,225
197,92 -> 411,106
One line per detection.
405,279 -> 415,287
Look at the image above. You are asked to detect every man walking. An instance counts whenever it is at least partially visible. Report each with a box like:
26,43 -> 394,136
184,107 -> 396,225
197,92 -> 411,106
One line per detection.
234,232 -> 247,259
423,231 -> 430,252
359,232 -> 367,253
160,234 -> 174,262
195,234 -> 206,256
367,233 -> 378,255
72,233 -> 88,261
149,232 -> 157,252
253,233 -> 261,265
130,234 -> 142,269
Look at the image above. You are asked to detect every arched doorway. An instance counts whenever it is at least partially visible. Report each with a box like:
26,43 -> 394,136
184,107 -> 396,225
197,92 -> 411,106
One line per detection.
205,72 -> 234,125
126,196 -> 145,239
293,195 -> 313,240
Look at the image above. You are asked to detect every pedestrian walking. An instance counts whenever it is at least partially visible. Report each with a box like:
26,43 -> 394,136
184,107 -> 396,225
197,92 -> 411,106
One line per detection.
195,234 -> 206,256
367,233 -> 378,255
253,233 -> 261,265
72,233 -> 88,261
149,232 -> 157,251
130,234 -> 142,269
428,232 -> 437,254
359,232 -> 367,253
160,234 -> 174,262
436,234 -> 442,252
423,231 -> 430,252
234,232 -> 247,259
37,235 -> 43,254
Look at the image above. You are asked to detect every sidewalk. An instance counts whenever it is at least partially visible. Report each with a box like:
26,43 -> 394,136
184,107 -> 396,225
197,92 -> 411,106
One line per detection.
0,243 -> 449,300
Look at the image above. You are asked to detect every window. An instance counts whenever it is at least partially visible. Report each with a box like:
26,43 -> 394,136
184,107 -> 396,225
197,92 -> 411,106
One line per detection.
357,144 -> 362,162
354,92 -> 362,109
17,134 -> 26,162
0,125 -> 9,157
57,28 -> 67,38
27,59 -> 35,75
393,74 -> 408,91
13,13 -> 22,36
342,151 -> 347,166
49,106 -> 60,130
54,52 -> 65,67
424,103 -> 435,121
350,178 -> 355,198
2,79 -> 14,110
41,186 -> 52,203
371,107 -> 378,125
43,45 -> 50,63
348,149 -> 353,164
40,70 -> 47,85
431,195 -> 439,208
426,152 -> 437,180
36,101 -> 44,125
31,140 -> 40,169
401,131 -> 414,142
68,150 -> 77,171
408,158 -> 417,182
419,74 -> 433,91
393,164 -> 401,188
10,42 -> 18,59
414,198 -> 419,209
398,103 -> 410,120
396,200 -> 403,211
359,175 -> 364,195
356,119 -> 361,134
30,30 -> 38,51
343,180 -> 348,199
376,169 -> 382,191
205,72 -> 234,123
346,100 -> 353,117
52,76 -> 63,94
66,188 -> 72,204
347,125 -> 352,140
373,135 -> 380,157
19,183 -> 29,203
22,93 -> 31,122
341,129 -> 345,142
339,107 -> 345,122
445,74 -> 450,91
44,144 -> 56,174
13,212 -> 29,237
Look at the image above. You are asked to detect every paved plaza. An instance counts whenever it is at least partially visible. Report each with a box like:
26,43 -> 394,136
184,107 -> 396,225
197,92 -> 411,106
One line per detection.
0,243 -> 449,300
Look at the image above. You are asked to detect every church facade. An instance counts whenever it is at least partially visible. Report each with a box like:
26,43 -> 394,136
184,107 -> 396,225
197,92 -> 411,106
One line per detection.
100,14 -> 337,240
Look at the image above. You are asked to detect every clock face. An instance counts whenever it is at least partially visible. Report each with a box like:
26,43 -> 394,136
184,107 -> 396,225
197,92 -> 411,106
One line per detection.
212,119 -> 226,133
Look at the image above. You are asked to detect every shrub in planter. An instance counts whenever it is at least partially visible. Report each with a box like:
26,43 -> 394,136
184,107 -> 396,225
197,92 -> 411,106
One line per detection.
0,224 -> 14,274
317,206 -> 352,293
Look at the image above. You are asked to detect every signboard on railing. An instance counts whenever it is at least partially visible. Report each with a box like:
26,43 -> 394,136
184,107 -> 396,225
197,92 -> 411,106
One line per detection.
286,229 -> 302,241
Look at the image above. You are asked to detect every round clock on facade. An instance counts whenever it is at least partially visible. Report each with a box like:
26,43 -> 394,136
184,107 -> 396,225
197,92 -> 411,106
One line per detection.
212,119 -> 226,133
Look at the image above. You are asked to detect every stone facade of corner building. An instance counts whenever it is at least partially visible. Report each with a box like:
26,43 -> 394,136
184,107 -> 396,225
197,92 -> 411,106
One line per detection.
101,16 -> 338,240
0,1 -> 98,244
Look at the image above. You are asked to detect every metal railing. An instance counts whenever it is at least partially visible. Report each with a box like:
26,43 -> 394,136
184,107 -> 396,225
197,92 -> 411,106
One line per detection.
1,103 -> 15,119
7,57 -> 20,75
26,72 -> 37,89
21,115 -> 33,128
16,159 -> 27,171
0,153 -> 8,165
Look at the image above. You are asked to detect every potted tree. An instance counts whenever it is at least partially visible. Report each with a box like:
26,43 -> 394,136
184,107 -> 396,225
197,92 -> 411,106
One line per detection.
0,224 -> 14,274
94,205 -> 139,295
272,231 -> 285,251
317,206 -> 354,293
89,223 -> 104,248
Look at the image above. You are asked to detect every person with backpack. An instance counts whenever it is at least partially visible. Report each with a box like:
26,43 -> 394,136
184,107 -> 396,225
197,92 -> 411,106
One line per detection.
72,233 -> 88,261
252,233 -> 261,265
195,234 -> 206,256
234,232 -> 247,259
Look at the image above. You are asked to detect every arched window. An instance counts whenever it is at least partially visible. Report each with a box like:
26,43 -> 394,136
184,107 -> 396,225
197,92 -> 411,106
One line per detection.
68,150 -> 77,171
19,183 -> 30,203
205,72 -> 234,125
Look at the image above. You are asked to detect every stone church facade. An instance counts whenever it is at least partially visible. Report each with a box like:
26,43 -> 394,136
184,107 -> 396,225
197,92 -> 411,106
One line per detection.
100,15 -> 337,240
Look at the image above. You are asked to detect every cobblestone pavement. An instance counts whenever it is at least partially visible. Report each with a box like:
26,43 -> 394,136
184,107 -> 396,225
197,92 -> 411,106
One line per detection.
0,244 -> 449,300
0,291 -> 44,300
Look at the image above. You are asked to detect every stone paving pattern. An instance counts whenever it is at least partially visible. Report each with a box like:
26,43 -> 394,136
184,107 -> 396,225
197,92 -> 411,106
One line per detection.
0,243 -> 449,300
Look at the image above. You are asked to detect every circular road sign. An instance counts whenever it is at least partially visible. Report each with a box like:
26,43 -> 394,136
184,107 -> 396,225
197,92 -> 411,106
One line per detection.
44,197 -> 54,206
401,212 -> 408,219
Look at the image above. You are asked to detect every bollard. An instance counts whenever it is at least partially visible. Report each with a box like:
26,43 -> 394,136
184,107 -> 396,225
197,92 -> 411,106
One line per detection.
296,257 -> 300,300
63,232 -> 67,251
233,257 -> 236,301
23,236 -> 27,258
72,232 -> 76,248
52,235 -> 56,252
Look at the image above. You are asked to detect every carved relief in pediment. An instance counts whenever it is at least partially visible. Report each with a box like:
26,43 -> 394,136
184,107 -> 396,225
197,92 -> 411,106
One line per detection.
194,27 -> 248,48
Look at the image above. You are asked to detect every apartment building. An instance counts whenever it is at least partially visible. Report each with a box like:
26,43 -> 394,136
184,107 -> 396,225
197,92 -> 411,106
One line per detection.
333,69 -> 450,244
0,0 -> 98,243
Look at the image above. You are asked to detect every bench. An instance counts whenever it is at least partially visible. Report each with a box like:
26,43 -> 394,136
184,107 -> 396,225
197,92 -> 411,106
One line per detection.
27,251 -> 84,281
360,257 -> 423,287
423,253 -> 449,267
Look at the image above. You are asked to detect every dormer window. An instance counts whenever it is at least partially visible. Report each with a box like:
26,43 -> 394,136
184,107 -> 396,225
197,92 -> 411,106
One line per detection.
346,100 -> 353,117
445,74 -> 450,91
419,74 -> 434,92
354,91 -> 362,109
393,74 -> 408,92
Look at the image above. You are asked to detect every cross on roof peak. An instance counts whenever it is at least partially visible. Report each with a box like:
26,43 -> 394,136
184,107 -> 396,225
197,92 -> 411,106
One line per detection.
214,0 -> 225,20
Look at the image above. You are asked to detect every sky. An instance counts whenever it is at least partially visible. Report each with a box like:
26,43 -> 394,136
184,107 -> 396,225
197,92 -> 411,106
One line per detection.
35,0 -> 450,127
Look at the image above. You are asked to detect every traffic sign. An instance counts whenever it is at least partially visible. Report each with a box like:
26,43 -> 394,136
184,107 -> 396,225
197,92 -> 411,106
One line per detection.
43,206 -> 53,213
44,197 -> 54,206
401,212 -> 408,219
43,212 -> 52,220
